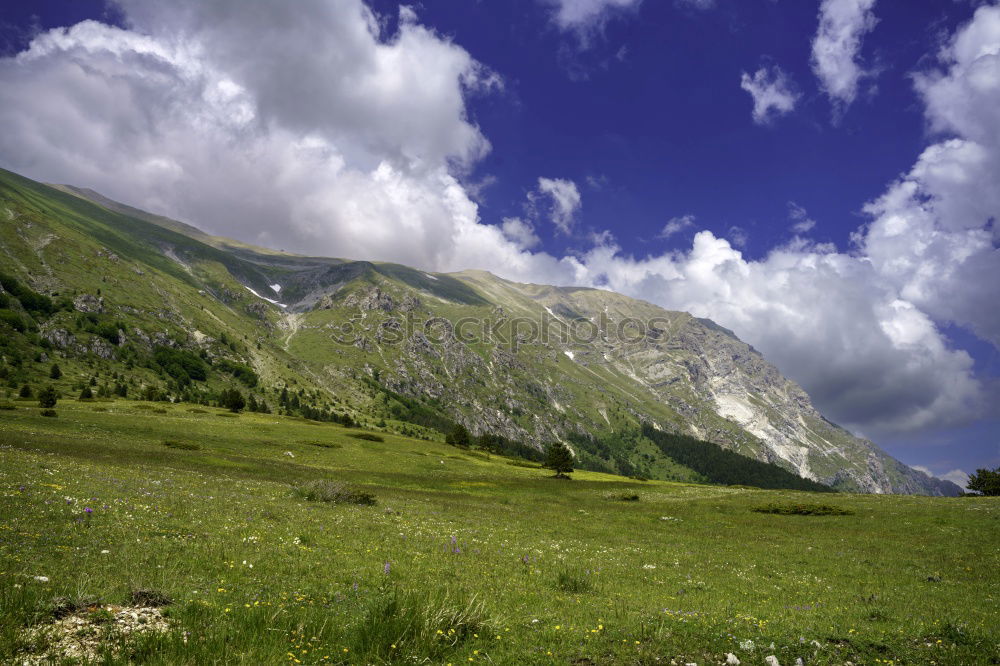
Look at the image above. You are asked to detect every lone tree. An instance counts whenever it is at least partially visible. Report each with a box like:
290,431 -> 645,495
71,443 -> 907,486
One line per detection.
219,388 -> 246,413
967,467 -> 1000,496
37,385 -> 58,409
544,441 -> 574,479
19,383 -> 32,399
446,423 -> 471,448
49,363 -> 62,380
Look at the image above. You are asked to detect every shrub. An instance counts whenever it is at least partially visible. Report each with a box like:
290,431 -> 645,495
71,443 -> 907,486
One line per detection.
0,310 -> 25,332
752,503 -> 853,516
40,409 -> 57,417
216,359 -> 258,387
49,363 -> 61,380
18,383 -> 31,399
445,423 -> 471,448
37,385 -> 58,408
293,480 -> 376,506
349,432 -> 384,442
966,467 -> 1000,496
153,347 -> 207,383
79,386 -> 93,400
219,388 -> 245,413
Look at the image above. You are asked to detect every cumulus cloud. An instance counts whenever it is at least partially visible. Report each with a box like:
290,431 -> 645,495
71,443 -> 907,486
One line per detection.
0,0 -> 995,444
788,202 -> 817,234
660,215 -> 696,238
533,177 -> 582,234
811,0 -> 878,113
740,65 -> 800,125
501,217 -> 541,249
940,469 -> 971,487
913,466 -> 969,487
541,0 -> 642,32
862,3 -> 1000,348
0,1 -> 502,271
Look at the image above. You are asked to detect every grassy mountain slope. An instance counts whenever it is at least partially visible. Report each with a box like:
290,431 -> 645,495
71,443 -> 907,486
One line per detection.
0,168 -> 958,495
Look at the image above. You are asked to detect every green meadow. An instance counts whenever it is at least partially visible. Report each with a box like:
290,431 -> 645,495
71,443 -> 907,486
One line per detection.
1,401 -> 997,665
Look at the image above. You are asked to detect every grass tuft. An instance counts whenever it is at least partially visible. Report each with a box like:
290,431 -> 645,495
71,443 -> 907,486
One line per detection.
293,479 -> 376,505
603,491 -> 640,502
554,567 -> 594,593
351,586 -> 491,661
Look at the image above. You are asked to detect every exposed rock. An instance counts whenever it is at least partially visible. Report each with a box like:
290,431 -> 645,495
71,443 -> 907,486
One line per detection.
764,656 -> 780,666
399,295 -> 422,312
89,337 -> 115,359
20,605 -> 169,665
42,328 -> 75,349
246,301 -> 269,320
73,294 -> 104,313
344,287 -> 394,312
725,654 -> 740,665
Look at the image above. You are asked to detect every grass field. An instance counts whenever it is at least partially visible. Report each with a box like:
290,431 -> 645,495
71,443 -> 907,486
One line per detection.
1,401 -> 997,664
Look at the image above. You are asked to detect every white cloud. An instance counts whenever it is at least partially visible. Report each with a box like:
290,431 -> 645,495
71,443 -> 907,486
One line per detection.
0,0 -> 995,446
660,215 -> 696,238
542,0 -> 642,32
533,177 -> 582,234
501,217 -> 541,249
740,65 -> 800,125
811,0 -> 878,113
0,2 -> 500,272
862,3 -> 1000,348
912,466 -> 969,487
941,469 -> 971,487
788,201 -> 817,233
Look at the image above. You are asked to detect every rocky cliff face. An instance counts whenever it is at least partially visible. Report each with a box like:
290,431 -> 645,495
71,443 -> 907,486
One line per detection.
280,267 -> 958,496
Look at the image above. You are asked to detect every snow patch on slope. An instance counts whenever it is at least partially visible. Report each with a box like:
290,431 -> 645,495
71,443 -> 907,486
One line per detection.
244,285 -> 287,308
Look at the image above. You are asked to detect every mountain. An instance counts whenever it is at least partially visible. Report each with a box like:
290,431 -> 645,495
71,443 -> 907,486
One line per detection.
0,167 -> 960,495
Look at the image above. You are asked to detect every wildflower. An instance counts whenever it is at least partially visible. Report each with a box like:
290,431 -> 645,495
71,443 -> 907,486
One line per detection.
33,576 -> 49,583
84,507 -> 93,514
383,561 -> 391,575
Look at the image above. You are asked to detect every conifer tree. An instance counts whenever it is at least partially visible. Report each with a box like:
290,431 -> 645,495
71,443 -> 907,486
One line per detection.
544,442 -> 574,479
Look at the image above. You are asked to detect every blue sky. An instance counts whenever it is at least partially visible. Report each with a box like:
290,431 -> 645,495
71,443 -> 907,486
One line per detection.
0,0 -> 997,484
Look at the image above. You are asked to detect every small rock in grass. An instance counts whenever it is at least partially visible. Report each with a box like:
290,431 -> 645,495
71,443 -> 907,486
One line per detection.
794,659 -> 804,666
765,657 -> 780,666
284,451 -> 295,458
725,654 -> 740,665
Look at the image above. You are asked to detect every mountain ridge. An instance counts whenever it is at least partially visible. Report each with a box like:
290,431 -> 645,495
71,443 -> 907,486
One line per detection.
0,167 -> 960,495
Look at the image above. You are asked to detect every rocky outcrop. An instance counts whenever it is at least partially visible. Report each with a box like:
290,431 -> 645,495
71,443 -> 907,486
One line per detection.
73,294 -> 104,313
